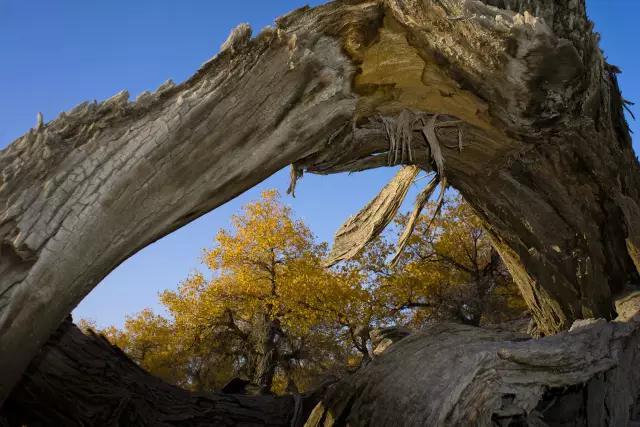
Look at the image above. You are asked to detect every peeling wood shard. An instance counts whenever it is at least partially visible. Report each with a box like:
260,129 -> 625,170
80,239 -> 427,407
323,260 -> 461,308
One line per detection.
326,166 -> 419,266
359,109 -> 457,268
390,174 -> 439,266
219,23 -> 252,54
287,163 -> 304,198
381,110 -> 417,166
422,114 -> 446,177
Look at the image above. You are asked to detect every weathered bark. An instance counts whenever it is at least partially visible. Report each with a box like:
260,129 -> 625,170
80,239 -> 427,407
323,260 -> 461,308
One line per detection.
0,318 -> 320,426
0,1 -> 383,401
1,0 -> 639,403
252,316 -> 282,394
326,165 -> 420,265
305,294 -> 640,426
300,0 -> 640,334
4,300 -> 639,426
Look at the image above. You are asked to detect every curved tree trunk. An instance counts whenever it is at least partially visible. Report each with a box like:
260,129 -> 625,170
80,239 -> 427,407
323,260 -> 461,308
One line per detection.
323,0 -> 640,335
4,298 -> 639,426
0,318 -> 322,426
0,2 -> 382,402
1,0 -> 639,404
305,294 -> 640,426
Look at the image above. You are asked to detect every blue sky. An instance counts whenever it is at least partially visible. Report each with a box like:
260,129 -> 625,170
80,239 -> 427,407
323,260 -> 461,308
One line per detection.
1,1 -> 637,328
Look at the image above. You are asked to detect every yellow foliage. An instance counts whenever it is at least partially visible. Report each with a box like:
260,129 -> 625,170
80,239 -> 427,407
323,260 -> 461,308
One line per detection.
99,190 -> 526,393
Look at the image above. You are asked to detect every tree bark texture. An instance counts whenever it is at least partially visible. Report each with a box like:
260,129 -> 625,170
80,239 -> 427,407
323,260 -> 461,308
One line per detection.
305,294 -> 640,426
0,1 -> 381,401
252,316 -> 282,394
0,318 -> 320,427
1,0 -> 639,402
4,296 -> 639,426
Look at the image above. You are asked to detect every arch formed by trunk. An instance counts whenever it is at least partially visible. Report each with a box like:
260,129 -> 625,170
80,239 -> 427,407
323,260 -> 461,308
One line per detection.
1,0 -> 639,414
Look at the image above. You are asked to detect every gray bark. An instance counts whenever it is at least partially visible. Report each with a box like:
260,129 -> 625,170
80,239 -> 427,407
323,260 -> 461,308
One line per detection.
305,293 -> 640,426
383,0 -> 640,334
252,316 -> 281,394
0,2 -> 382,402
0,318 -> 321,426
1,0 -> 639,407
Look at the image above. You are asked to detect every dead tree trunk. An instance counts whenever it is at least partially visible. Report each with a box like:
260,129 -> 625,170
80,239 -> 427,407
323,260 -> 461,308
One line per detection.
0,318 -> 320,426
0,2 -> 381,401
5,299 -> 638,426
306,0 -> 640,335
305,295 -> 640,426
1,0 -> 638,403
298,0 -> 640,334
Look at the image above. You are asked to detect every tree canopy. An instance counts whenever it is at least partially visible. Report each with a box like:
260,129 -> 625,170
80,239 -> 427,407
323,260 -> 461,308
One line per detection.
88,189 -> 525,394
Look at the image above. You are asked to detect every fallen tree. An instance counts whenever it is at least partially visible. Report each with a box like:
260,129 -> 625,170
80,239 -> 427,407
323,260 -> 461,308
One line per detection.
2,295 -> 639,426
306,293 -> 640,426
0,318 -> 322,426
1,0 -> 639,420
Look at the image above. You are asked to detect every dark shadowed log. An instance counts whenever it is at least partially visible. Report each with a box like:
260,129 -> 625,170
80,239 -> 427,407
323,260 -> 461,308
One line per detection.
1,0 -> 639,404
3,298 -> 639,426
305,293 -> 640,426
0,318 -> 323,427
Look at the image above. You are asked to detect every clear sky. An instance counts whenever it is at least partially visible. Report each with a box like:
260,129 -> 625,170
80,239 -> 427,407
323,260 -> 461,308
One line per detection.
1,1 -> 637,328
